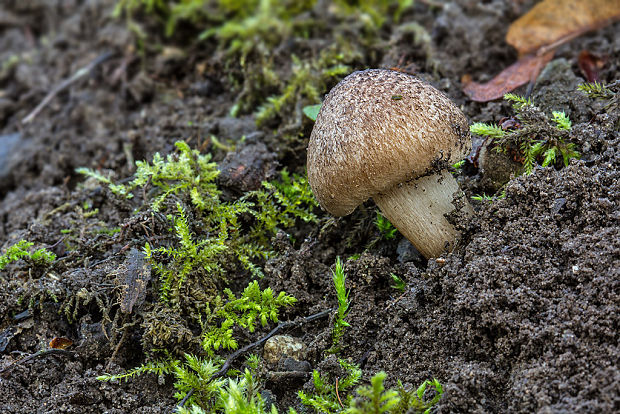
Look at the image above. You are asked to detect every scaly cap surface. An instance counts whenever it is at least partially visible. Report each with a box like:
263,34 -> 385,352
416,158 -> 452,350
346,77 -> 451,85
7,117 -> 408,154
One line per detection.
307,69 -> 470,216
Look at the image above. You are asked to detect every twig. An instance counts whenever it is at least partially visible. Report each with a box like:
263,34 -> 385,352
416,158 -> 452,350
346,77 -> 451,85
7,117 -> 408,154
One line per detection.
177,388 -> 195,409
0,348 -> 76,377
175,308 -> 332,410
216,309 -> 331,379
386,290 -> 408,310
336,377 -> 344,409
21,51 -> 115,124
106,316 -> 128,372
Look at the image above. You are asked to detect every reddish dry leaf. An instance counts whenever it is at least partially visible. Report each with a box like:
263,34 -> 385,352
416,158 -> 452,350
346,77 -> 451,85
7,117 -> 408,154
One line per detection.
462,0 -> 620,102
462,51 -> 554,102
506,0 -> 620,56
578,50 -> 608,82
49,337 -> 73,350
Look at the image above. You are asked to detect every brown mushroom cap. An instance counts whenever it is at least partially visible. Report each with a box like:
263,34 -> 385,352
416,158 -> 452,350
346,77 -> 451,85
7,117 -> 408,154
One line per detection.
307,69 -> 471,216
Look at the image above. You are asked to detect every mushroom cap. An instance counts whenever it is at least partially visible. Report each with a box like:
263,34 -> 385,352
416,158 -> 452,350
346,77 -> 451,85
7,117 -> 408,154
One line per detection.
307,69 -> 471,216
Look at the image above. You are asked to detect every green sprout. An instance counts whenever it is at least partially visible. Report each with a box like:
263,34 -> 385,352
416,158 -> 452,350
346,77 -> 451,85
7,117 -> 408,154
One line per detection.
330,257 -> 350,353
375,212 -> 398,240
0,240 -> 56,270
577,81 -> 613,99
390,273 -> 406,292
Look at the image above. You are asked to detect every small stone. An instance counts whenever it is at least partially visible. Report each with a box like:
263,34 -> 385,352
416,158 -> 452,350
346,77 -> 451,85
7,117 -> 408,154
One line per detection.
263,335 -> 306,364
0,132 -> 20,191
279,357 -> 312,372
217,141 -> 276,193
552,197 -> 567,215
397,238 -> 422,263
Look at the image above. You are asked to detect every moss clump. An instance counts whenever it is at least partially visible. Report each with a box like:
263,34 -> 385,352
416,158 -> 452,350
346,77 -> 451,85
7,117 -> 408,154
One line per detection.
79,141 -> 317,285
470,93 -> 580,175
254,45 -> 360,128
0,240 -> 56,270
113,1 -> 417,135
201,280 -> 296,356
79,141 -> 314,354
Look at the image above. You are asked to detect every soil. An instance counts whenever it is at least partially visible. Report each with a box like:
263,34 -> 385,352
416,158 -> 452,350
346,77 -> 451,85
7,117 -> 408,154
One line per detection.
0,1 -> 618,413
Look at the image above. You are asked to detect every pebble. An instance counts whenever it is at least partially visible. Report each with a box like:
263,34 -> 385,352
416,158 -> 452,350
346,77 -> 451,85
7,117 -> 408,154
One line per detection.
263,335 -> 306,364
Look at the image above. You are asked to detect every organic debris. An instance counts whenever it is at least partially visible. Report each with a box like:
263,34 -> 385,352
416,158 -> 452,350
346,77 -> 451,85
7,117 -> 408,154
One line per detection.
463,0 -> 620,101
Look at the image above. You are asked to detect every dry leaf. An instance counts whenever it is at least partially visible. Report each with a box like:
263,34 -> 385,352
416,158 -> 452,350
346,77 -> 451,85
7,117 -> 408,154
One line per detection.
49,337 -> 73,350
462,0 -> 620,102
119,248 -> 151,314
462,51 -> 554,102
578,50 -> 607,82
506,0 -> 620,56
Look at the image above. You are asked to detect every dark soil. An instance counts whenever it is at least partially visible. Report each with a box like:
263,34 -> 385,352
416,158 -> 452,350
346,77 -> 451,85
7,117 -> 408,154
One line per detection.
0,0 -> 618,413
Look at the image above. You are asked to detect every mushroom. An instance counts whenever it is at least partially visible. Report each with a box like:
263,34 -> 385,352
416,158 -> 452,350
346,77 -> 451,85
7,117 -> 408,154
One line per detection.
307,69 -> 472,259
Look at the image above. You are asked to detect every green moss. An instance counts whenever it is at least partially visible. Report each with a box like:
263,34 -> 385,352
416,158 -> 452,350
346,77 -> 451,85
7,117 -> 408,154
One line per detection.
113,1 -> 415,135
201,281 -> 296,356
145,203 -> 228,304
375,212 -> 397,240
98,357 -> 179,383
470,94 -> 580,175
328,257 -> 350,353
79,140 -> 311,354
299,364 -> 443,414
299,358 -> 362,413
254,44 -> 361,127
389,273 -> 405,292
79,143 -> 317,303
0,240 -> 56,270
577,81 -> 614,99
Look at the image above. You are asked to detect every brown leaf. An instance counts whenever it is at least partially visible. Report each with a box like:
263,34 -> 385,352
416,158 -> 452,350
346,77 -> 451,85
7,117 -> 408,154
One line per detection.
119,248 -> 151,314
462,51 -> 554,102
578,50 -> 607,82
49,337 -> 73,350
506,0 -> 620,56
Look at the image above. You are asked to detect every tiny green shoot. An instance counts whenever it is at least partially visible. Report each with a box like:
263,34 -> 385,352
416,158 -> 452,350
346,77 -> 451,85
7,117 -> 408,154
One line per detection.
330,257 -> 350,353
0,240 -> 56,270
303,103 -> 322,121
375,211 -> 398,240
390,273 -> 406,292
577,81 -> 613,99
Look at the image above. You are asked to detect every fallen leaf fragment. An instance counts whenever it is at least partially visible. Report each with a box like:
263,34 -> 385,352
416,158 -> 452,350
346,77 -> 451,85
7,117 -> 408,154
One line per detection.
49,337 -> 73,350
462,51 -> 554,102
119,247 -> 151,314
462,0 -> 620,102
506,0 -> 620,56
303,104 -> 322,121
578,50 -> 607,82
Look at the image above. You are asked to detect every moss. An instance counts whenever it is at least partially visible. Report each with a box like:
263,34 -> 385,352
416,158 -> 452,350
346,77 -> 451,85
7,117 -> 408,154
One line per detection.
79,141 -> 314,354
113,1 -> 416,138
255,45 -> 361,128
0,240 -> 56,271
470,93 -> 580,176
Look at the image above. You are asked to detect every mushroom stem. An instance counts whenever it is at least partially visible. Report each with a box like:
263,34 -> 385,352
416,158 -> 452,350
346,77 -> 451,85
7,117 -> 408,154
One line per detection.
373,170 -> 472,259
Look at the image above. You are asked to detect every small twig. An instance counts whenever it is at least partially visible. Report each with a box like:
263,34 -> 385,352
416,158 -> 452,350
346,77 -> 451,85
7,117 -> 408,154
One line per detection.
212,309 -> 332,379
175,308 -> 332,411
106,316 -> 128,372
336,377 -> 344,409
0,348 -> 76,377
177,388 -> 195,409
21,51 -> 115,124
386,290 -> 408,310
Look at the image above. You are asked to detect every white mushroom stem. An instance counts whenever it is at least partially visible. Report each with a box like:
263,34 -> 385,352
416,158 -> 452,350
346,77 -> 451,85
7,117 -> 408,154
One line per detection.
373,170 -> 472,259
